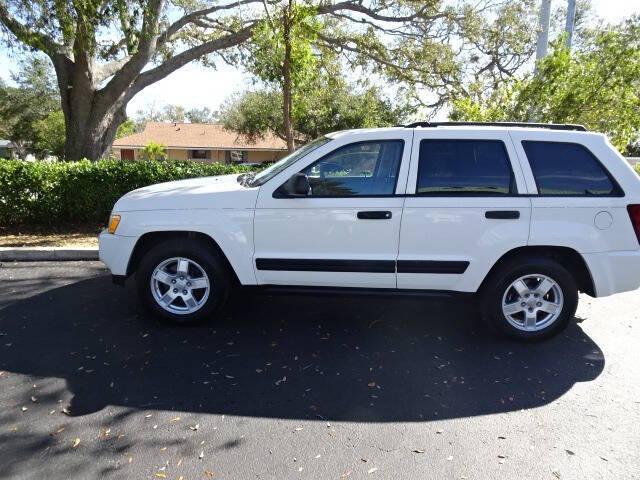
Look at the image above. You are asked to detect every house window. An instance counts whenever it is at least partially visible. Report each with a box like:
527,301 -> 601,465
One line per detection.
225,150 -> 248,163
190,149 -> 211,160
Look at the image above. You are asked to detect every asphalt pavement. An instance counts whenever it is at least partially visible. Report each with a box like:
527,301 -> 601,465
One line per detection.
0,261 -> 638,479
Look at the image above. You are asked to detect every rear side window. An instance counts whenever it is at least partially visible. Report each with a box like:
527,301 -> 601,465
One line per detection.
522,141 -> 621,196
417,140 -> 514,195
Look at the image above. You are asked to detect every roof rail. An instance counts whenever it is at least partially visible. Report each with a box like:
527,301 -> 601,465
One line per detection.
404,121 -> 587,132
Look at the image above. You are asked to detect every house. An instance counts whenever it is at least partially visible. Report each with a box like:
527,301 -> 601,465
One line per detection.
0,140 -> 17,158
112,122 -> 288,163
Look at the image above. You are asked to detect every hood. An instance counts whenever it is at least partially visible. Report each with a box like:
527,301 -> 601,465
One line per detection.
113,174 -> 259,211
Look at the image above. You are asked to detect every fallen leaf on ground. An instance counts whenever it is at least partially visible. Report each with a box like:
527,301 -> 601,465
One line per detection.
154,473 -> 166,478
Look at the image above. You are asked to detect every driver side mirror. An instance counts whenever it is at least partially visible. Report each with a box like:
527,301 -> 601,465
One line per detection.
276,173 -> 311,198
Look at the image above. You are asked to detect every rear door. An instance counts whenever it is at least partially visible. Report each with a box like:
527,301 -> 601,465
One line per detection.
254,129 -> 413,288
397,128 -> 531,292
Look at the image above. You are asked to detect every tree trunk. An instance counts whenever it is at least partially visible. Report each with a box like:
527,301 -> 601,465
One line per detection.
63,105 -> 127,161
282,2 -> 295,153
53,55 -> 128,161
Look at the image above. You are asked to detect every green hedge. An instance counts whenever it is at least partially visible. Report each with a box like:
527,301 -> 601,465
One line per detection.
0,159 -> 254,227
2,158 -> 637,228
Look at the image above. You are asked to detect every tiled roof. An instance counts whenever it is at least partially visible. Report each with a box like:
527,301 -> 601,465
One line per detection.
113,122 -> 287,150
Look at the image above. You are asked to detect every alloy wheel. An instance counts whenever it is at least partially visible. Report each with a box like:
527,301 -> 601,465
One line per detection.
150,257 -> 211,315
501,274 -> 564,332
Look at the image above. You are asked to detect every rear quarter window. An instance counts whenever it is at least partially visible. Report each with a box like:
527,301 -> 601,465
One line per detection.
522,141 -> 622,196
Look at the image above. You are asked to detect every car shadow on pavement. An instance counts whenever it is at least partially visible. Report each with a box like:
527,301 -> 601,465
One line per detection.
0,274 -> 604,423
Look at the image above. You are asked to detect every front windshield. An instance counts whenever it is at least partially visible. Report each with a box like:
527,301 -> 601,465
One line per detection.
248,136 -> 332,187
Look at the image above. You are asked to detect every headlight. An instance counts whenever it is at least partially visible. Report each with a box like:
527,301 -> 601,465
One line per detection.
108,214 -> 121,234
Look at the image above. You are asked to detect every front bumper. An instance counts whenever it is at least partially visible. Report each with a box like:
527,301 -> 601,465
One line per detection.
98,230 -> 138,276
583,250 -> 640,297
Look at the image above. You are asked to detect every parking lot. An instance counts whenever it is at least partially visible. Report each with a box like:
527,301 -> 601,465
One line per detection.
0,261 -> 639,479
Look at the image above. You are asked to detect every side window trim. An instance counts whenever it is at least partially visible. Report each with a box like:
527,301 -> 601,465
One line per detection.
521,140 -> 625,197
415,139 -> 517,197
277,139 -> 406,198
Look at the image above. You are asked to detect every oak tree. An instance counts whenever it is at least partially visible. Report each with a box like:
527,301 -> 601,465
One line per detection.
0,0 -> 536,159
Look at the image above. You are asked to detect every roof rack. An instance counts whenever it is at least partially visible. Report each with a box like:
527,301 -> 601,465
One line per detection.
404,121 -> 587,132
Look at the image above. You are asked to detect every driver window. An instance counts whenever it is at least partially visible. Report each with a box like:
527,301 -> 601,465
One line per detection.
301,141 -> 404,196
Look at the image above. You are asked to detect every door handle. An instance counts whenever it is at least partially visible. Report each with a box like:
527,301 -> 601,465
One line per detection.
357,211 -> 392,220
485,210 -> 520,219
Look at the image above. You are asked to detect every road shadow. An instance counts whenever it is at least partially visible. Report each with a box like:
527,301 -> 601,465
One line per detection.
0,274 -> 604,422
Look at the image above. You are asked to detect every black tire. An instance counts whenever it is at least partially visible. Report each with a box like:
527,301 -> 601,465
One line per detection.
136,238 -> 231,324
480,256 -> 578,341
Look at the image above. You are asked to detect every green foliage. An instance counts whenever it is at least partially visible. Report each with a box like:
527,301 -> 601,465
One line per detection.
32,110 -> 66,158
221,75 -> 407,142
0,56 -> 59,157
451,17 -> 640,152
134,105 -> 217,126
0,159 -> 253,227
249,3 -> 320,87
142,142 -> 167,161
116,119 -> 137,139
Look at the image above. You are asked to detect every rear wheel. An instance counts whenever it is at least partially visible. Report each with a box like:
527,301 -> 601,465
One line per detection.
136,238 -> 231,324
480,257 -> 578,341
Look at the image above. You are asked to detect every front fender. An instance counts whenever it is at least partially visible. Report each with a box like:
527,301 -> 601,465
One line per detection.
111,209 -> 257,285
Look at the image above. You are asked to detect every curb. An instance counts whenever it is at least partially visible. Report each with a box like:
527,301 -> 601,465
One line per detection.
0,247 -> 99,262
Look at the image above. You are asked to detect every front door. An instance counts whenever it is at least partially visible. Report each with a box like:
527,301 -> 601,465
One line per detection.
254,131 -> 414,288
397,129 -> 531,292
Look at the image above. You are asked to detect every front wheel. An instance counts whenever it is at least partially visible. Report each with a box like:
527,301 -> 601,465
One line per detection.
136,238 -> 231,324
480,257 -> 578,341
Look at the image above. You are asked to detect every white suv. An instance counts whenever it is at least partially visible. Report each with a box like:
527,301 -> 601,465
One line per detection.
99,123 -> 640,340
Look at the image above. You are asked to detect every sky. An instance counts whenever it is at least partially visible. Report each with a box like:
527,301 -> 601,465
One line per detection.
0,0 -> 638,117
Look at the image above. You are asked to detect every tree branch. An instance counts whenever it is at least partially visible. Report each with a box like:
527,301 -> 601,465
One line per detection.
131,25 -> 255,95
95,56 -> 133,83
157,0 -> 263,47
101,0 -> 166,96
0,1 -> 60,54
317,1 -> 444,24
